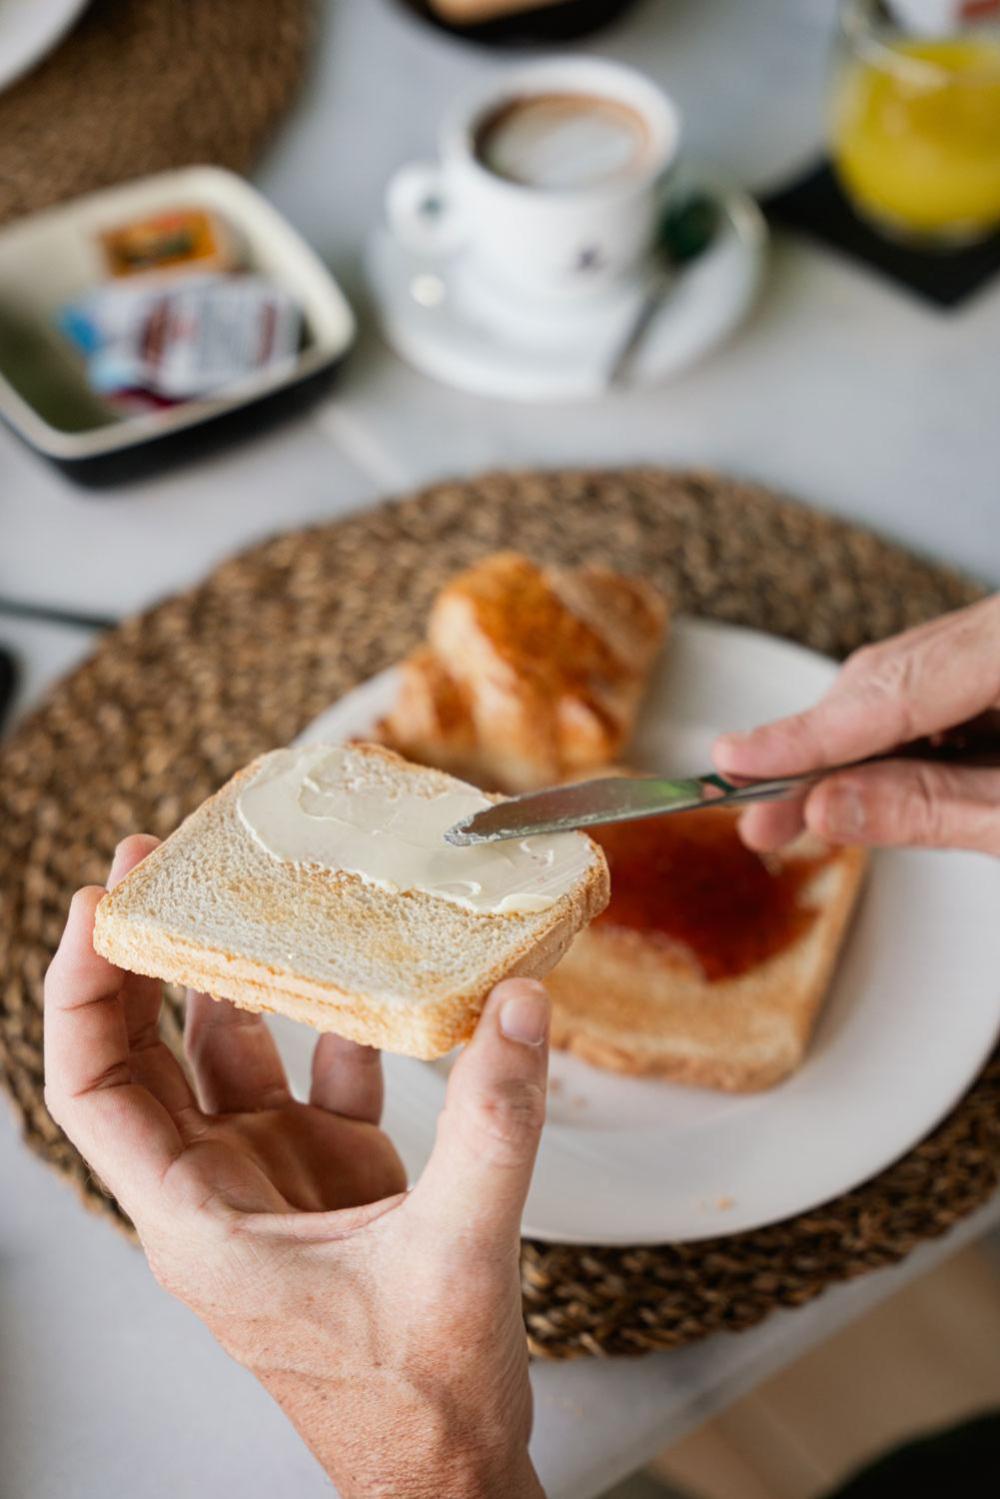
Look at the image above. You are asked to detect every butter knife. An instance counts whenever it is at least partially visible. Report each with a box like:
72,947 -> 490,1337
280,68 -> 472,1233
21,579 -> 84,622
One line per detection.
444,727 -> 1000,845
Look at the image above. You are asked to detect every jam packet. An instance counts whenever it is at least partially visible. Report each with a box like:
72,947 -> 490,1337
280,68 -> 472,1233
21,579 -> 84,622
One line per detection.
99,208 -> 240,279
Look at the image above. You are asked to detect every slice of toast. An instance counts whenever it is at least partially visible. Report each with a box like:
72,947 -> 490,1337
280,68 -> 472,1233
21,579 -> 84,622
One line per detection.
94,743 -> 609,1060
380,552 -> 669,791
545,809 -> 867,1091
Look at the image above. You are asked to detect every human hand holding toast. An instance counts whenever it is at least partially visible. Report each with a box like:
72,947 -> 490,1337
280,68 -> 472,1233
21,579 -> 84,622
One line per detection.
715,595 -> 1000,856
44,836 -> 548,1499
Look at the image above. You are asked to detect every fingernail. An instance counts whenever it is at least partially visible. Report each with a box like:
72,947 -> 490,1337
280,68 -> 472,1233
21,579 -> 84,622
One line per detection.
825,783 -> 866,838
499,984 -> 549,1047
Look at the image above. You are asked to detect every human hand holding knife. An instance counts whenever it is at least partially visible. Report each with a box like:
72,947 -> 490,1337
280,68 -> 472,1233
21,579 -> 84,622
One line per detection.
448,597 -> 1000,856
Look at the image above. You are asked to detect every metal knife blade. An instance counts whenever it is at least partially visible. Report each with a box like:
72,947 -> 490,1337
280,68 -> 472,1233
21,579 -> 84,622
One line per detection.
443,718 -> 1000,845
443,771 -> 802,845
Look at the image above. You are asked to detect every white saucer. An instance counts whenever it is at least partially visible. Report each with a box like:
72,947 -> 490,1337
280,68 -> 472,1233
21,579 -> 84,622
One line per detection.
270,618 -> 1000,1245
365,174 -> 767,401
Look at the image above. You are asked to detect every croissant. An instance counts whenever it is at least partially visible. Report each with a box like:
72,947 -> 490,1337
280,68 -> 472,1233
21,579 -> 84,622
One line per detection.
380,551 -> 669,791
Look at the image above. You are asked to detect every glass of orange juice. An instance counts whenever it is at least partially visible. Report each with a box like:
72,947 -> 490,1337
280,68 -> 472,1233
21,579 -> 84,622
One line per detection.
830,0 -> 1000,244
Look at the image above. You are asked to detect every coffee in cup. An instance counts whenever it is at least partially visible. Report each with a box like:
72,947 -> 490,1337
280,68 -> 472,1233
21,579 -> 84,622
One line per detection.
472,92 -> 656,192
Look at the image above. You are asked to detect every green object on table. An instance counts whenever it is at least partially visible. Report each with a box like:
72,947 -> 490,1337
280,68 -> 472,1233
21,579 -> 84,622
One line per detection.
660,191 -> 721,264
609,191 -> 723,382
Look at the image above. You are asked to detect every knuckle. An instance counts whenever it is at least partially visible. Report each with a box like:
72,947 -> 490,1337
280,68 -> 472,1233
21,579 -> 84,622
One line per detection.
889,766 -> 948,845
843,641 -> 874,675
808,776 -> 866,841
469,1079 -> 546,1163
84,1058 -> 133,1094
780,710 -> 819,751
846,644 -> 920,738
842,641 -> 885,681
868,650 -> 915,704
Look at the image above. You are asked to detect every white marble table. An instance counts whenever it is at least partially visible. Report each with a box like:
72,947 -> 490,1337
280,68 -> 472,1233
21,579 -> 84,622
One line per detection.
2,2 -> 999,1496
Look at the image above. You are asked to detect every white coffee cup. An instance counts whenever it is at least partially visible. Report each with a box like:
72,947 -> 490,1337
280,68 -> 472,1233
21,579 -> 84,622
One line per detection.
385,57 -> 680,301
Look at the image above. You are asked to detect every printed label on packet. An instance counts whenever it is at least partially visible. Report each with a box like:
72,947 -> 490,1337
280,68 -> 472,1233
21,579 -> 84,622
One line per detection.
60,274 -> 302,400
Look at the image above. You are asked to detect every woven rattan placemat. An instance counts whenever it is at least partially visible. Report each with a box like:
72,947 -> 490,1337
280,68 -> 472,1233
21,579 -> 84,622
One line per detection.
2,468 -> 996,1361
0,0 -> 311,227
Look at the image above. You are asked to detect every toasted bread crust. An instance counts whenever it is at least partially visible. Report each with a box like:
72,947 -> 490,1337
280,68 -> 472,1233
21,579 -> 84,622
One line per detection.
546,844 -> 868,1091
94,742 -> 609,1059
96,863 -> 607,1059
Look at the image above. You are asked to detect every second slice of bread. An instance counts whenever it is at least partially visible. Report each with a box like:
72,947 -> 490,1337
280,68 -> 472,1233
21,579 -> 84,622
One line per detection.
94,743 -> 609,1059
546,822 -> 866,1092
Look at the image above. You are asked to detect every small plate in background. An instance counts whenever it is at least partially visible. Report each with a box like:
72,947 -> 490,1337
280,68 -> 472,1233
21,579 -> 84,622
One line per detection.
0,165 -> 355,484
365,172 -> 766,401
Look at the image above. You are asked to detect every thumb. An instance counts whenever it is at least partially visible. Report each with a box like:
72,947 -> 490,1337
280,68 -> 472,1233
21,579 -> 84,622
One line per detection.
805,762 -> 1000,854
412,978 -> 550,1253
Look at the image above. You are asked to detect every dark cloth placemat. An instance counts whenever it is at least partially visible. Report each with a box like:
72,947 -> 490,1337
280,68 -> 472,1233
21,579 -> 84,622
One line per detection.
0,468 -> 994,1361
0,0 -> 312,227
764,161 -> 1000,309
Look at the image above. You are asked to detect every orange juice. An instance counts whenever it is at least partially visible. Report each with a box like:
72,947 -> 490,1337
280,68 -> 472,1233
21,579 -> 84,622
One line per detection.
832,34 -> 1000,239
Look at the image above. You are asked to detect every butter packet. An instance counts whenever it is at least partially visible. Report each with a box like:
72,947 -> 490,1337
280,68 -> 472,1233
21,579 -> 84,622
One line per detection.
60,275 -> 302,401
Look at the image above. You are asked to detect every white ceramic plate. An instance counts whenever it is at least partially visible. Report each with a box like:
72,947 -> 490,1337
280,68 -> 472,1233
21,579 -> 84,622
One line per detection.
268,618 -> 1000,1244
365,171 -> 766,402
0,0 -> 89,96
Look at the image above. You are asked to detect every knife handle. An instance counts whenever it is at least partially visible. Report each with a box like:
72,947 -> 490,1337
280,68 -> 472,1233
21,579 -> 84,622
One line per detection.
713,711 -> 1000,806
